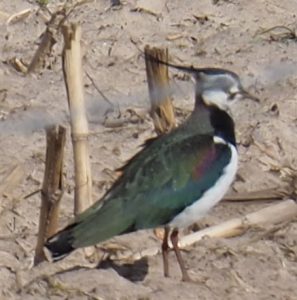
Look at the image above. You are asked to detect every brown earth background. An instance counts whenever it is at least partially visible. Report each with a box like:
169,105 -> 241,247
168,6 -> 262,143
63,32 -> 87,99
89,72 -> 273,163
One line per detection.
0,1 -> 296,299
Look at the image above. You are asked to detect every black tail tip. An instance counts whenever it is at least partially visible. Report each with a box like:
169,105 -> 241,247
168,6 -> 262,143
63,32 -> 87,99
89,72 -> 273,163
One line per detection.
44,232 -> 75,262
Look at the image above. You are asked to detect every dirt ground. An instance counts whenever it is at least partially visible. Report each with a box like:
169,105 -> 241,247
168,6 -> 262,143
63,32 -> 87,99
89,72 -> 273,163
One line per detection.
0,0 -> 297,299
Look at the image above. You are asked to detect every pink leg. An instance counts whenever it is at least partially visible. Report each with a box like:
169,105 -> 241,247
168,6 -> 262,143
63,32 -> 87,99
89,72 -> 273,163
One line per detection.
162,226 -> 170,277
170,228 -> 191,282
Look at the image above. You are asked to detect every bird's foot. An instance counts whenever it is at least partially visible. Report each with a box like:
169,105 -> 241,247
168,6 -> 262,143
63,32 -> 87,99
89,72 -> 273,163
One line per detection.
181,273 -> 193,282
182,272 -> 209,284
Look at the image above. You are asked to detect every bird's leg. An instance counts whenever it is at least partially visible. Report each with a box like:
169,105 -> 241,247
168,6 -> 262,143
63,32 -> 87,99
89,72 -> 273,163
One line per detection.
170,228 -> 191,282
162,226 -> 170,277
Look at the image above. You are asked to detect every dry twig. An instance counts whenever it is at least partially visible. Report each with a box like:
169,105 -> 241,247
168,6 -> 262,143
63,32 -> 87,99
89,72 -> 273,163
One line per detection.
6,8 -> 34,25
130,7 -> 161,18
256,25 -> 297,42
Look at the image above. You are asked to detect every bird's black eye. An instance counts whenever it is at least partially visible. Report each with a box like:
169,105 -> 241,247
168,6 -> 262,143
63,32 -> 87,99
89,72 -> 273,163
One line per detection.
229,93 -> 237,101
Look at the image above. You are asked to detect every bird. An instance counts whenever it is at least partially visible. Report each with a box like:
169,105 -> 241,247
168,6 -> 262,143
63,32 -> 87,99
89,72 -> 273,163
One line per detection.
45,59 -> 257,282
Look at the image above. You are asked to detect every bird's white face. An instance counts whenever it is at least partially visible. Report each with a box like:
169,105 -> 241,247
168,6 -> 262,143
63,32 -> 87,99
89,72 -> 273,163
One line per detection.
202,86 -> 243,110
197,72 -> 244,110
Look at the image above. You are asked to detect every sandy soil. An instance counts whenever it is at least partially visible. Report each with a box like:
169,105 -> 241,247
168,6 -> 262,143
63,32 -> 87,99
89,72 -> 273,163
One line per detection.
0,0 -> 296,299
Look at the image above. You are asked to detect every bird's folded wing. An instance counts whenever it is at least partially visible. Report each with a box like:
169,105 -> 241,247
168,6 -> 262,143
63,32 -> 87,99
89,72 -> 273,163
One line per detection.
123,134 -> 232,228
69,134 -> 232,247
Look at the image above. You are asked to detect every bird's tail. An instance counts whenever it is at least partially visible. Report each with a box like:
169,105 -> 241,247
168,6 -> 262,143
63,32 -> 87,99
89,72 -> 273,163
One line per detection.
44,193 -> 138,262
44,207 -> 135,261
44,223 -> 77,261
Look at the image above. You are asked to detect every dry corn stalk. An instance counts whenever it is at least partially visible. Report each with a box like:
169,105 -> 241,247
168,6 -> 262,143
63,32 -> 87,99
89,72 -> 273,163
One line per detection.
62,24 -> 93,215
62,23 -> 94,257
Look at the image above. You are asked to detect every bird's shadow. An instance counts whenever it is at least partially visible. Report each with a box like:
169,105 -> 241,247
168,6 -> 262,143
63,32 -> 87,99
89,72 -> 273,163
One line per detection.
96,257 -> 149,282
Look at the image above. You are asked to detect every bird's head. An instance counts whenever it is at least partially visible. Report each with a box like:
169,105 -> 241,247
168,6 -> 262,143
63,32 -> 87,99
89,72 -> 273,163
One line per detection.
144,55 -> 258,111
193,68 -> 258,110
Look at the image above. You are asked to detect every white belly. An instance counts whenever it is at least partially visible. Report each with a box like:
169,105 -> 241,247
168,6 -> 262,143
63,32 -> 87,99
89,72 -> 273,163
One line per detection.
169,139 -> 238,229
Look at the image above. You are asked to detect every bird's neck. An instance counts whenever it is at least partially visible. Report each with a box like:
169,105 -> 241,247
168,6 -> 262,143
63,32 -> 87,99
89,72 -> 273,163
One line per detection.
184,94 -> 236,146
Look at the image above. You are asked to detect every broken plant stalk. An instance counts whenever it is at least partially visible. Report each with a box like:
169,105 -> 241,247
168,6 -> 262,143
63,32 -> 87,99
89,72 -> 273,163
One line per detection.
144,46 -> 176,135
34,125 -> 66,265
27,8 -> 67,74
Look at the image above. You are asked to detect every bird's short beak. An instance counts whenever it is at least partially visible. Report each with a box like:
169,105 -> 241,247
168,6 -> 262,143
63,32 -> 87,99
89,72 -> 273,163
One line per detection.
240,89 -> 259,102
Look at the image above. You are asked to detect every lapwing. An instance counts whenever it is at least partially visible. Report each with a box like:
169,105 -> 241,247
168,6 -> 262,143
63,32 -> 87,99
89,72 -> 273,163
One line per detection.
45,59 -> 257,282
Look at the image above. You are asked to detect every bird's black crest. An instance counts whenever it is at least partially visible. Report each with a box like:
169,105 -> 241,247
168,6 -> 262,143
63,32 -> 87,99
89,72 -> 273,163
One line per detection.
144,53 -> 239,79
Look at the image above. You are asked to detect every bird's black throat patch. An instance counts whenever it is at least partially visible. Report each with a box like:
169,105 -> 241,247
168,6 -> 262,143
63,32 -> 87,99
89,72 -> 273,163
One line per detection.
209,107 -> 236,146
